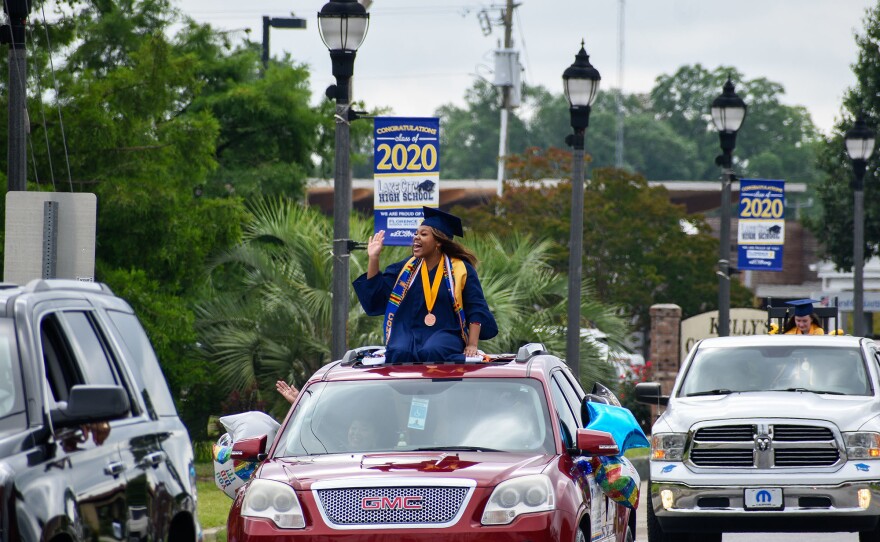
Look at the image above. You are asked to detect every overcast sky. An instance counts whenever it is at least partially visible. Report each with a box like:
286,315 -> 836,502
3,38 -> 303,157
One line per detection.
178,0 -> 876,135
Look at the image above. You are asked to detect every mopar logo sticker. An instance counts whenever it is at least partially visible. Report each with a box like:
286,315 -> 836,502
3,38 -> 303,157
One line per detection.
755,490 -> 773,503
661,465 -> 677,473
856,463 -> 870,472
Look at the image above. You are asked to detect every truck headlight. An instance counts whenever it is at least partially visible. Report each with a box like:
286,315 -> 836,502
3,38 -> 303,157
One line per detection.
242,479 -> 305,529
845,432 -> 880,459
652,433 -> 686,461
481,475 -> 555,525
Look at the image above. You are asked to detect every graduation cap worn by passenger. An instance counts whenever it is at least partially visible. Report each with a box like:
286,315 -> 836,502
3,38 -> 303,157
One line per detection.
787,299 -> 819,317
421,206 -> 464,238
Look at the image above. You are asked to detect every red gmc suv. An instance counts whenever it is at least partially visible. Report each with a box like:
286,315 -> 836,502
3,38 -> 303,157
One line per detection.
226,344 -> 636,542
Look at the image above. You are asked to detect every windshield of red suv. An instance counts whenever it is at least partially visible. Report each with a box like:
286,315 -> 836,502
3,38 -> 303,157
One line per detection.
273,378 -> 554,456
679,345 -> 872,397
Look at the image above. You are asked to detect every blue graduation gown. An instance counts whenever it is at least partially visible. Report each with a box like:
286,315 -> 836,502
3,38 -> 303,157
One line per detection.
352,258 -> 498,363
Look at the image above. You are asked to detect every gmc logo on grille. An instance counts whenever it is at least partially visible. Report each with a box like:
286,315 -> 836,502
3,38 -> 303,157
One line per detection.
361,496 -> 424,510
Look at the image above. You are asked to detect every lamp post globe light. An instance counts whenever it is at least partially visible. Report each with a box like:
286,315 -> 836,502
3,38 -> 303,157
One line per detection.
562,42 -> 600,380
845,114 -> 876,337
319,0 -> 369,360
710,77 -> 747,337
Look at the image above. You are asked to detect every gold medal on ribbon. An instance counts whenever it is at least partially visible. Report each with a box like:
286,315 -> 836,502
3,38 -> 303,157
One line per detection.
420,258 -> 444,327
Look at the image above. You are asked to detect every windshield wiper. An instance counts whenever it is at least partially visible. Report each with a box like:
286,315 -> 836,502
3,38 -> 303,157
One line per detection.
773,387 -> 846,395
412,446 -> 503,452
686,389 -> 733,397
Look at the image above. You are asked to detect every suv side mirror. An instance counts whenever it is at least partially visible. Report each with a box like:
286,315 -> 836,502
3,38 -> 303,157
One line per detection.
231,434 -> 268,462
51,385 -> 130,428
635,382 -> 669,406
575,428 -> 620,456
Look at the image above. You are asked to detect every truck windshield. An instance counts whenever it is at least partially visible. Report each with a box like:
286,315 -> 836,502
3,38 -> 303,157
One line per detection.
274,378 -> 554,457
679,345 -> 872,397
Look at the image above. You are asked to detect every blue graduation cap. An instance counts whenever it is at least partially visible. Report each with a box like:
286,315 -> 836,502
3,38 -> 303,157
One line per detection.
421,206 -> 464,238
786,298 -> 819,317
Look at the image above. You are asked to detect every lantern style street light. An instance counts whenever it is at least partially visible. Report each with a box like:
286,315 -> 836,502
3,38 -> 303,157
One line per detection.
710,77 -> 747,337
845,114 -> 876,337
319,0 -> 369,360
562,42 -> 600,380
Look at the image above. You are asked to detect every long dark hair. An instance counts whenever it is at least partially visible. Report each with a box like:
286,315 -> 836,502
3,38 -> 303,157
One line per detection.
430,228 -> 478,267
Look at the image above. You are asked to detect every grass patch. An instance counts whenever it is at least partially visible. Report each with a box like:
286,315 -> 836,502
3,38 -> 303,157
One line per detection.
196,463 -> 232,531
624,446 -> 650,459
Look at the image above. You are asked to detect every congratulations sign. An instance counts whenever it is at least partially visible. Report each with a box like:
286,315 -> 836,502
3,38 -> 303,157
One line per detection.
737,179 -> 785,272
373,117 -> 440,246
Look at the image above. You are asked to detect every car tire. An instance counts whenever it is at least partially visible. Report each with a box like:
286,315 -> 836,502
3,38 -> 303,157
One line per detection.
647,502 -> 712,542
624,525 -> 634,542
646,502 -> 676,542
575,526 -> 586,542
860,524 -> 880,542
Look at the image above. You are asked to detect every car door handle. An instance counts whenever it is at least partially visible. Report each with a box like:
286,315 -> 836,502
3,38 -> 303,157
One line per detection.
144,451 -> 165,468
104,461 -> 124,477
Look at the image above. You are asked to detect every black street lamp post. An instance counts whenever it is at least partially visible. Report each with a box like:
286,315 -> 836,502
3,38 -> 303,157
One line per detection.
562,42 -> 600,381
845,114 -> 876,337
319,0 -> 369,361
710,77 -> 747,337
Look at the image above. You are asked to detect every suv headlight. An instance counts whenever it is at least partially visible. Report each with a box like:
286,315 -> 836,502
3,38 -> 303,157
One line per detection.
241,479 -> 305,529
652,433 -> 686,461
844,432 -> 880,459
481,475 -> 554,525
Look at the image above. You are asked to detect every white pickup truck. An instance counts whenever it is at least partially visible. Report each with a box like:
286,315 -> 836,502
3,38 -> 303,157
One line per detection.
636,334 -> 880,542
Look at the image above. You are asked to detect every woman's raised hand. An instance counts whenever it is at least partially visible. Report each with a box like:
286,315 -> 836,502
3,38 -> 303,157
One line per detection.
276,380 -> 299,404
367,230 -> 385,259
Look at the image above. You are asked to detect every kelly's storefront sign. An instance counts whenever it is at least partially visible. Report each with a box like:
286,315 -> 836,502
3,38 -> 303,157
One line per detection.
680,308 -> 769,360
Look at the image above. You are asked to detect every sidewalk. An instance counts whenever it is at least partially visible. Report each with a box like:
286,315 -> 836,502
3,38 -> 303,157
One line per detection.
202,527 -> 224,542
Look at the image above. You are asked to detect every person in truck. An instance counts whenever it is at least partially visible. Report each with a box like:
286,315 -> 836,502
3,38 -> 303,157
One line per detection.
781,298 -> 826,335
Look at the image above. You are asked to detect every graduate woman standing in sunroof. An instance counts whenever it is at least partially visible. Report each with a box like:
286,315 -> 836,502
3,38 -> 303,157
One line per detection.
353,206 -> 498,363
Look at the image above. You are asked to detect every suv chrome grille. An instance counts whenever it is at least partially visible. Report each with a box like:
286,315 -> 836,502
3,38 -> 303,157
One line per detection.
689,423 -> 839,468
316,486 -> 469,526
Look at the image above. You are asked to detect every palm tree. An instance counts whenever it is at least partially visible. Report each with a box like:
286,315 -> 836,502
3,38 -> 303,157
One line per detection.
469,232 -> 623,388
196,198 -> 375,416
197,199 -> 629,415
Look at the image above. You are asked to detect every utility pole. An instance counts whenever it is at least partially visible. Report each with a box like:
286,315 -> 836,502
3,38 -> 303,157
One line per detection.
2,0 -> 31,192
615,0 -> 625,168
495,0 -> 515,197
261,15 -> 307,75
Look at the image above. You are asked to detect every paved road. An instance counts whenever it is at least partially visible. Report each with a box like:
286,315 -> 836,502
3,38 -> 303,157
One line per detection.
634,482 -> 858,541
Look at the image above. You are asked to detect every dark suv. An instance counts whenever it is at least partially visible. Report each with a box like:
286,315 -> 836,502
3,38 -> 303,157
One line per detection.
0,279 -> 200,541
225,345 -> 636,542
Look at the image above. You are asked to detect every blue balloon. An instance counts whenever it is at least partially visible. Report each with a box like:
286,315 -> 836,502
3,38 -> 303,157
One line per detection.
584,401 -> 649,454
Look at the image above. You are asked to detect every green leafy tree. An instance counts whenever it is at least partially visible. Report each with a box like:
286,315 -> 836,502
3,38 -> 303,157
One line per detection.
2,0 -> 340,436
526,88 -> 701,180
651,64 -> 823,186
810,2 -> 880,269
438,69 -> 822,186
436,79 -> 529,179
458,148 -> 754,328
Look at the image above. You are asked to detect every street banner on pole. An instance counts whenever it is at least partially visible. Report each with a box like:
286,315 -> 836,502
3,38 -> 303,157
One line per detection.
373,117 -> 440,246
737,178 -> 785,272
